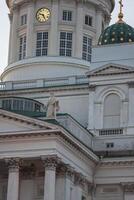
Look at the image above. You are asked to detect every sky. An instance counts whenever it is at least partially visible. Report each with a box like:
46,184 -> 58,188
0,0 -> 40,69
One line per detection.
0,0 -> 134,73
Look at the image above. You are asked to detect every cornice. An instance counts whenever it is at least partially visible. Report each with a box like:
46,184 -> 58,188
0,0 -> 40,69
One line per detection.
6,0 -> 115,12
0,127 -> 98,163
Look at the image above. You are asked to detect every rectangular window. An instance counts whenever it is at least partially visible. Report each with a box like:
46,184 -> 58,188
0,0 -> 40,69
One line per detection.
82,36 -> 92,62
19,35 -> 26,60
21,14 -> 27,26
106,143 -> 114,148
60,32 -> 72,57
63,10 -> 72,21
85,15 -> 92,26
36,32 -> 48,56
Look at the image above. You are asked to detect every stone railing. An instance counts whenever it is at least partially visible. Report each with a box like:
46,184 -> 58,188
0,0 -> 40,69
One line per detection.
0,75 -> 89,91
57,114 -> 92,148
99,128 -> 123,136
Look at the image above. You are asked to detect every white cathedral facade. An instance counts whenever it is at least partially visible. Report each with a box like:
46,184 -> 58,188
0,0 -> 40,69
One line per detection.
1,0 -> 134,200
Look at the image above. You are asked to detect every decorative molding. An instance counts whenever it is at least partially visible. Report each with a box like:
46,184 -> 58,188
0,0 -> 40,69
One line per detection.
57,163 -> 74,180
74,172 -> 86,188
100,160 -> 134,167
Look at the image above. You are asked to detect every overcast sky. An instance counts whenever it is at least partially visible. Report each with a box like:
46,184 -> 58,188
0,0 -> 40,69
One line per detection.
0,0 -> 134,73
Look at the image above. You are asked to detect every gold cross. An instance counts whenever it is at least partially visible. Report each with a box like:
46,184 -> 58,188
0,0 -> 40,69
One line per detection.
118,0 -> 124,21
119,0 -> 123,14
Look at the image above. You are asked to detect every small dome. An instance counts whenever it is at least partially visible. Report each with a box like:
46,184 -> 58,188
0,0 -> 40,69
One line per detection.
98,21 -> 134,45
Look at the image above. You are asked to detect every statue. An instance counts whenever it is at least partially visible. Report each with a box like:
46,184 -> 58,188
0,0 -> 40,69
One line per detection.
46,93 -> 60,118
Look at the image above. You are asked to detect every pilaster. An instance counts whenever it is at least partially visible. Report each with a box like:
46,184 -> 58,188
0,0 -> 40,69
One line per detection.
88,85 -> 96,130
96,9 -> 103,41
75,2 -> 83,58
26,3 -> 34,58
49,0 -> 59,56
128,82 -> 134,126
9,8 -> 18,64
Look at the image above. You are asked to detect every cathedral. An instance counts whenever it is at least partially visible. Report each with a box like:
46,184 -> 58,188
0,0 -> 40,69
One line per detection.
0,0 -> 134,200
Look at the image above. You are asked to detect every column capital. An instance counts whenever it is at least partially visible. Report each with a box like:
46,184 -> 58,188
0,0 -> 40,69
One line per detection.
121,182 -> 134,193
41,155 -> 61,170
128,81 -> 134,88
5,158 -> 22,172
74,172 -> 86,187
89,85 -> 96,91
57,163 -> 74,179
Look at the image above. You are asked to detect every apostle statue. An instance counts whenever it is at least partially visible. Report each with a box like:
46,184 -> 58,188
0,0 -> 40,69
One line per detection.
46,93 -> 60,118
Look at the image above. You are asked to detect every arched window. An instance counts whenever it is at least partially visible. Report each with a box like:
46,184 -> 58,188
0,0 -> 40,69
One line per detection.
104,94 -> 121,129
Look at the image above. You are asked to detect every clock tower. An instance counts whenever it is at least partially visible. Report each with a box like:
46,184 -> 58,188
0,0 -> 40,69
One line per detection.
2,0 -> 114,81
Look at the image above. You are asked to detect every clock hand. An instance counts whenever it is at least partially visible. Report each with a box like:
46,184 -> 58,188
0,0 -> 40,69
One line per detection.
40,13 -> 46,20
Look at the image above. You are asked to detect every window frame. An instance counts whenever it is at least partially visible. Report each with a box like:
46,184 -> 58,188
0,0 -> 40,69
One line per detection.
20,14 -> 27,26
62,10 -> 72,21
59,31 -> 73,57
82,35 -> 92,62
19,34 -> 26,60
36,31 -> 48,57
85,15 -> 93,26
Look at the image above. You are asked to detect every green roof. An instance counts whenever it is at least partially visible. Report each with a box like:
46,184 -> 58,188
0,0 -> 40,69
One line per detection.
98,21 -> 134,45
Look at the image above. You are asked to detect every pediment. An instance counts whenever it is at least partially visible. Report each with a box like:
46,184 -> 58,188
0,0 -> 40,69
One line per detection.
0,109 -> 58,133
87,63 -> 134,77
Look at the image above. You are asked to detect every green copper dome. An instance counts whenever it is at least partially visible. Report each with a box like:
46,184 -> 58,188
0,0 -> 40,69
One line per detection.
98,22 -> 134,45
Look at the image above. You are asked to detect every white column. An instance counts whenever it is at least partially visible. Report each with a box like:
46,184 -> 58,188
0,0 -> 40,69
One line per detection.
26,3 -> 34,58
75,2 -> 83,58
42,155 -> 60,200
49,0 -> 58,56
88,86 -> 96,130
6,158 -> 20,200
56,164 -> 73,200
9,9 -> 18,64
72,173 -> 83,200
96,9 -> 103,42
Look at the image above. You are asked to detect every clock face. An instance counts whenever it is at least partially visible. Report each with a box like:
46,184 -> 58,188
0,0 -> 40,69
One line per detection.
36,8 -> 51,22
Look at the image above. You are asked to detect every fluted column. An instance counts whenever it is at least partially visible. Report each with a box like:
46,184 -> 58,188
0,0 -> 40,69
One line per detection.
42,155 -> 60,200
75,2 -> 83,58
49,0 -> 58,56
26,3 -> 34,58
6,158 -> 21,200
